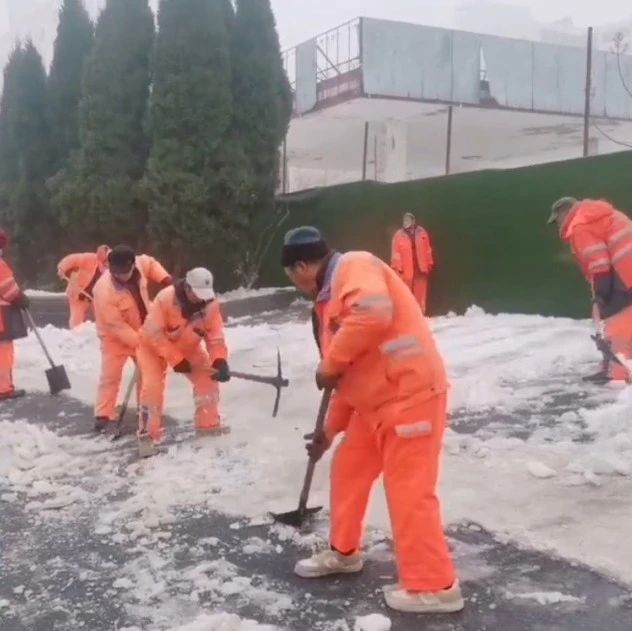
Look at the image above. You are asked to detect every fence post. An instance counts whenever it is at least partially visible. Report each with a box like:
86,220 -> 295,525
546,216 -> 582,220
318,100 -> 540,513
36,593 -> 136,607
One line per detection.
362,121 -> 369,180
583,27 -> 593,158
445,106 -> 454,175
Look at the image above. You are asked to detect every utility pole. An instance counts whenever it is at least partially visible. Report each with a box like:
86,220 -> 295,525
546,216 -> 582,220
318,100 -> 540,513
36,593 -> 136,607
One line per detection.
583,27 -> 593,158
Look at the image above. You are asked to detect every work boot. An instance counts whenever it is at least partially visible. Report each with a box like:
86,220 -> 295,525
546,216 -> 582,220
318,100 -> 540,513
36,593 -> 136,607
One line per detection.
137,431 -> 161,458
294,549 -> 364,578
0,389 -> 25,401
94,417 -> 109,433
384,581 -> 464,614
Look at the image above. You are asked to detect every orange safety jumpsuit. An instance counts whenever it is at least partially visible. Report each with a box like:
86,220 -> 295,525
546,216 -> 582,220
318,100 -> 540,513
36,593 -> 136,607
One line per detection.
92,255 -> 170,422
562,200 -> 632,380
390,226 -> 434,313
137,284 -> 228,442
0,256 -> 25,396
58,249 -> 109,329
314,251 -> 455,593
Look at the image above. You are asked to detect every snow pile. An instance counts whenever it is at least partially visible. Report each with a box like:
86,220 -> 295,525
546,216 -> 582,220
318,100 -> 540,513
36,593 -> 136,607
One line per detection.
7,308 -> 632,592
218,287 -> 293,302
353,614 -> 392,631
0,419 -> 117,511
508,590 -> 585,606
172,613 -> 280,630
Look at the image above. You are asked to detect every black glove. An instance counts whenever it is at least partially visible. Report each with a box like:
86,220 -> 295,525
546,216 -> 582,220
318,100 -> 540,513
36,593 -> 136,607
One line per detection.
212,358 -> 230,382
11,292 -> 30,309
304,429 -> 331,462
315,370 -> 338,391
173,359 -> 192,374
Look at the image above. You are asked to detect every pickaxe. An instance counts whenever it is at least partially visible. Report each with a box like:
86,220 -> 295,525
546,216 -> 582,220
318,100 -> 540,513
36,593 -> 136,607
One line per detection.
229,349 -> 289,417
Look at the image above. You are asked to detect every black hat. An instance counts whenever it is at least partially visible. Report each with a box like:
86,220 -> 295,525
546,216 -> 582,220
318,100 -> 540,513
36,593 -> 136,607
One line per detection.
108,245 -> 136,274
281,226 -> 330,267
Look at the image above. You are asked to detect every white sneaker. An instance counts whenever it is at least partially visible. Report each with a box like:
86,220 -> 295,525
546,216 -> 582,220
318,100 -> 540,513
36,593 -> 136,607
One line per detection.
384,581 -> 464,613
294,549 -> 364,578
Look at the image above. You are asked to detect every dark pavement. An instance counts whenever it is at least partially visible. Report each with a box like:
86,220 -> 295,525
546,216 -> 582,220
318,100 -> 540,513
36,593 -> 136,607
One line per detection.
2,391 -> 631,630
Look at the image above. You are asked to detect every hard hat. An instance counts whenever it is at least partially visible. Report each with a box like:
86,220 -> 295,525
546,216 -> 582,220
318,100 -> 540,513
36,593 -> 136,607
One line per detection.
185,267 -> 215,301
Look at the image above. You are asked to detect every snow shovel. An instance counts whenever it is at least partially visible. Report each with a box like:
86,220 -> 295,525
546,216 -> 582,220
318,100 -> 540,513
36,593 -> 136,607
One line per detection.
112,366 -> 139,440
229,349 -> 289,418
24,310 -> 71,395
271,388 -> 332,527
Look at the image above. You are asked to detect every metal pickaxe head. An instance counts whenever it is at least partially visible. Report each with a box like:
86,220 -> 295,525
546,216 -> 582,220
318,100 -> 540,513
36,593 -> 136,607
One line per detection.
272,348 -> 287,417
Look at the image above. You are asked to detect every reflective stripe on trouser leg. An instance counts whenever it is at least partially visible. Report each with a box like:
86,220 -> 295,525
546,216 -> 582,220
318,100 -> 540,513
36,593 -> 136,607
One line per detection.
136,344 -> 167,440
329,414 -> 382,554
187,371 -> 220,429
95,347 -> 129,420
604,305 -> 632,379
381,393 -> 456,592
0,341 -> 14,394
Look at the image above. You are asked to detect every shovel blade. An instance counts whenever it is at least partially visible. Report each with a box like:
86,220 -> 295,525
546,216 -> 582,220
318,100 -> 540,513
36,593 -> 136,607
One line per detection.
46,365 -> 71,396
270,506 -> 323,528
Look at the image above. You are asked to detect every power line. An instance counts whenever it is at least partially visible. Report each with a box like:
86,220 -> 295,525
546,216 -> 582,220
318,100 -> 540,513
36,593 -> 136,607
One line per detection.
591,120 -> 632,149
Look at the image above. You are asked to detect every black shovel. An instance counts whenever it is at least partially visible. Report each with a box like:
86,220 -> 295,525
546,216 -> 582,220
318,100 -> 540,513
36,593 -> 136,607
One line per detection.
24,310 -> 71,395
271,388 -> 332,527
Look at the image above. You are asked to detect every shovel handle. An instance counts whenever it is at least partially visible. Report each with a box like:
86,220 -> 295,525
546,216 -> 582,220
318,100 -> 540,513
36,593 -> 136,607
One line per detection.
62,274 -> 93,302
298,389 -> 332,512
24,309 -> 56,369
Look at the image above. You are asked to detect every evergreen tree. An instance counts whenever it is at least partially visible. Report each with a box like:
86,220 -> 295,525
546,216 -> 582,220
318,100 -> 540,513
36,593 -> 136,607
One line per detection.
50,0 -> 154,247
230,0 -> 292,285
0,42 -> 56,283
48,0 -> 94,173
144,0 -> 240,281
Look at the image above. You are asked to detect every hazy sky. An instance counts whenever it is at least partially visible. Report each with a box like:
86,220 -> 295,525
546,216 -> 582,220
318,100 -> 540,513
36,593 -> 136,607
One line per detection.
270,0 -> 632,48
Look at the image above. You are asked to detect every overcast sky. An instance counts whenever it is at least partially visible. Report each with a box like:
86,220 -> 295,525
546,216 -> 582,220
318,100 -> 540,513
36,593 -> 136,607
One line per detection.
1,0 -> 632,57
270,0 -> 632,48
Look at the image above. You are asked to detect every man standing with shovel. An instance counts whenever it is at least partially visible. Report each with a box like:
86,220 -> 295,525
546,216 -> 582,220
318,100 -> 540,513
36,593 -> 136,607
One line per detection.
92,245 -> 171,433
280,227 -> 462,615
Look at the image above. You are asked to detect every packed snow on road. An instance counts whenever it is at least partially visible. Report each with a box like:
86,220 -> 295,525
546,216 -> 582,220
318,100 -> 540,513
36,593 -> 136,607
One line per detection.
1,305 -> 632,629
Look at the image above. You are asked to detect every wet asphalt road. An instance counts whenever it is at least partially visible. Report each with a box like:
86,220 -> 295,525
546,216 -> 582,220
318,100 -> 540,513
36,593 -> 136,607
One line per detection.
2,294 -> 632,630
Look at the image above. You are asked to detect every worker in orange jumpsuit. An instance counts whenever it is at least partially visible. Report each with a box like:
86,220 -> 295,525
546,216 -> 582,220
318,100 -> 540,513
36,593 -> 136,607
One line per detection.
549,197 -> 632,383
57,245 -> 110,328
281,227 -> 462,615
92,245 -> 171,433
390,212 -> 434,313
0,229 -> 29,400
136,267 -> 230,446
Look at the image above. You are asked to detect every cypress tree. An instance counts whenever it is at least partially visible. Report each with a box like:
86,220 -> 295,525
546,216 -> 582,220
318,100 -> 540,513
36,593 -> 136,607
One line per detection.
144,0 -> 238,281
0,42 -> 55,282
48,0 -> 94,173
50,0 -> 154,247
230,0 -> 292,285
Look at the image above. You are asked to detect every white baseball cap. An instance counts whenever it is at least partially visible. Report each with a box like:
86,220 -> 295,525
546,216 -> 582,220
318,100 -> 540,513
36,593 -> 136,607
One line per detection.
185,267 -> 215,301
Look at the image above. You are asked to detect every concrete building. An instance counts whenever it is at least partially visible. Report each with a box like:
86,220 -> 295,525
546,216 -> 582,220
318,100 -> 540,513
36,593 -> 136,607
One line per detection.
281,17 -> 632,193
